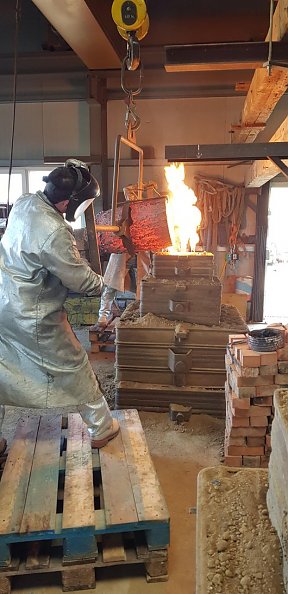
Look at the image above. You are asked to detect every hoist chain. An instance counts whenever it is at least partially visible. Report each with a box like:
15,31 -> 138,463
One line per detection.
121,51 -> 143,142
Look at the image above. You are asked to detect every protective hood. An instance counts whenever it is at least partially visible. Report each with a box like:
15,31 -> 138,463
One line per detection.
43,159 -> 100,222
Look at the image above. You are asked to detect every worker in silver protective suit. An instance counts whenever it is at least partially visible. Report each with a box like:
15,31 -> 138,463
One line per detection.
0,159 -> 119,454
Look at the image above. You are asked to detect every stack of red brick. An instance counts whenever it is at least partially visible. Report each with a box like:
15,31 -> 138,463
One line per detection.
225,329 -> 288,468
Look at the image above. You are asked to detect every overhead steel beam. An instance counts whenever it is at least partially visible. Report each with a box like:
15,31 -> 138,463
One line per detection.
268,156 -> 288,179
165,143 -> 288,162
245,114 -> 288,186
165,42 -> 288,72
31,1 -> 120,69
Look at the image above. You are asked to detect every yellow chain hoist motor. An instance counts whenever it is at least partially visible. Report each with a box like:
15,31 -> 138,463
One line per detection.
112,0 -> 149,68
112,0 -> 148,34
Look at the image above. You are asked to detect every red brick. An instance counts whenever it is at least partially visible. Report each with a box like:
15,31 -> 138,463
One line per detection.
260,364 -> 278,376
235,386 -> 256,399
277,345 -> 288,360
231,417 -> 250,427
233,373 -> 274,387
231,393 -> 251,409
266,434 -> 271,448
229,334 -> 247,342
260,352 -> 277,366
249,406 -> 271,417
224,455 -> 243,467
250,416 -> 268,427
240,350 -> 261,368
226,445 -> 264,456
274,374 -> 288,386
235,363 -> 259,378
232,408 -> 250,417
230,427 -> 267,437
247,436 -> 265,446
242,456 -> 261,468
260,455 -> 269,468
255,385 -> 275,397
229,436 -> 246,446
277,361 -> 288,374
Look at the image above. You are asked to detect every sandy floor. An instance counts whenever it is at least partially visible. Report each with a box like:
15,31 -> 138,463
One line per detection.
0,328 -> 283,593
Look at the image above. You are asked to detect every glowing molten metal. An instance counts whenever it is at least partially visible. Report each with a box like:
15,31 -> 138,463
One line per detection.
164,163 -> 201,253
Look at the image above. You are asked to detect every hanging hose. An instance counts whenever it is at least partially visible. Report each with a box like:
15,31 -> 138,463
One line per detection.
194,175 -> 245,255
6,0 -> 21,227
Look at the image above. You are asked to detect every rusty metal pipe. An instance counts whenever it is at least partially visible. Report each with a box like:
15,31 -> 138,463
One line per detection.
95,225 -> 120,232
111,134 -> 144,226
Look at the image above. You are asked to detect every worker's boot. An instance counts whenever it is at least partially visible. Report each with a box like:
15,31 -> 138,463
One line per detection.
0,405 -> 7,456
79,396 -> 120,449
96,285 -> 117,329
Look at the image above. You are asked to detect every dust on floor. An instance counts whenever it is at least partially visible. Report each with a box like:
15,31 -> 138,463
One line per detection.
197,466 -> 284,594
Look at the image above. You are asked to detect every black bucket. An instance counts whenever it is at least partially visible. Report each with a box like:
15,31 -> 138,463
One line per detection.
248,328 -> 284,352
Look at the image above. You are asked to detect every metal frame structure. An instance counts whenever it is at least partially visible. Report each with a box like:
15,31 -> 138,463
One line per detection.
165,143 -> 288,180
165,142 -> 288,164
85,134 -> 144,273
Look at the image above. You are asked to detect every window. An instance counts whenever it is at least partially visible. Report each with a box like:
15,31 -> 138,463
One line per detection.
28,170 -> 52,195
0,172 -> 24,205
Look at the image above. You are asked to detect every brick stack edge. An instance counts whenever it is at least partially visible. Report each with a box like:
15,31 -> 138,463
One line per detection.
267,388 -> 288,593
224,325 -> 288,468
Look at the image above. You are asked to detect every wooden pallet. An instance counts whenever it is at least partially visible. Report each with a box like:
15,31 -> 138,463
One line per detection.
89,318 -> 119,353
0,410 -> 169,592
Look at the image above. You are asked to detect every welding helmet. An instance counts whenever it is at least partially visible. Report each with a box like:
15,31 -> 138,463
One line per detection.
43,159 -> 100,222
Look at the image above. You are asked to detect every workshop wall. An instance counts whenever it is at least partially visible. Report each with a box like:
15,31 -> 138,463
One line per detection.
0,101 -> 90,160
107,95 -> 247,195
107,95 -> 256,321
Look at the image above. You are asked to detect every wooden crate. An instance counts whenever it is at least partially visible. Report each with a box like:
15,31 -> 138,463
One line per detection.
116,305 -> 247,391
140,276 -> 222,326
116,382 -> 226,417
152,252 -> 214,279
0,411 -> 169,592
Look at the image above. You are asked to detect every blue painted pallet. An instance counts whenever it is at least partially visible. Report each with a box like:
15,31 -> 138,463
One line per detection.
0,410 -> 170,570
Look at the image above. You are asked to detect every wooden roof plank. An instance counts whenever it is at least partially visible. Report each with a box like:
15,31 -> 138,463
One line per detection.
233,0 -> 288,143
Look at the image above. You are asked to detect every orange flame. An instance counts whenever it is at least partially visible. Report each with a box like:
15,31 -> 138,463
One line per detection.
164,163 -> 201,253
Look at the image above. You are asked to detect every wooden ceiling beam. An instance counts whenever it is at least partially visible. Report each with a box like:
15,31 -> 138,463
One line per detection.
245,115 -> 288,186
233,0 -> 288,143
31,0 -> 120,70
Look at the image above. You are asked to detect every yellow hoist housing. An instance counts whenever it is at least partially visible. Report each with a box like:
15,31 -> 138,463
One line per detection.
111,0 -> 149,41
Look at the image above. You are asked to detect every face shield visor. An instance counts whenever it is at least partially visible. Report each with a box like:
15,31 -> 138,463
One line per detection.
64,160 -> 100,222
70,198 -> 95,221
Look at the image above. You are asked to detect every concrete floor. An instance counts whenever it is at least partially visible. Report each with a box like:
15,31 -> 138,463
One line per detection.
1,328 -> 224,594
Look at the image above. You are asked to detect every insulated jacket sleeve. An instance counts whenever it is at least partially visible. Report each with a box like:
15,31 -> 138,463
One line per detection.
40,225 -> 103,296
